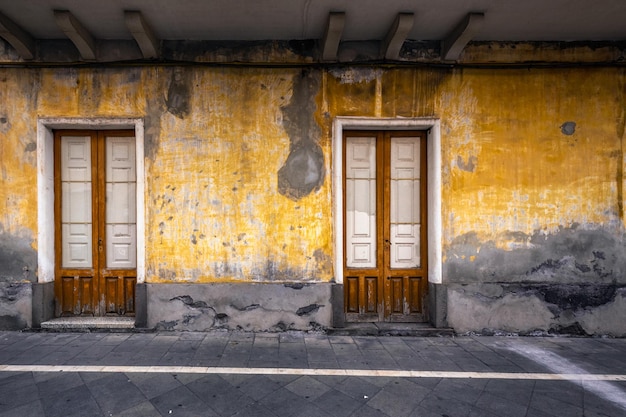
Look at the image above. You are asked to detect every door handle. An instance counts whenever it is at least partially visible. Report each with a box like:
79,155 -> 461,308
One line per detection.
98,238 -> 103,252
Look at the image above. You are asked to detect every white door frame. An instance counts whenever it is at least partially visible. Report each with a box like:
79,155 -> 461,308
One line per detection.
332,117 -> 442,285
36,118 -> 145,284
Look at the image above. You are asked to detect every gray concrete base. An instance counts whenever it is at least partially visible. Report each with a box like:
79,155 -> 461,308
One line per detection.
146,282 -> 334,332
32,281 -> 54,328
428,282 -> 448,328
446,283 -> 626,337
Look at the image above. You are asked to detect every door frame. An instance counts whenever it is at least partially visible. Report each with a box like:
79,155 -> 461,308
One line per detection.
37,118 -> 145,286
332,117 -> 442,290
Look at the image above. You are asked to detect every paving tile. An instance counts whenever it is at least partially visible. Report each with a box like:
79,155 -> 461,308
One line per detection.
432,378 -> 484,405
35,371 -> 84,399
0,373 -> 39,409
292,401 -> 335,417
474,391 -> 529,417
259,387 -> 309,417
114,400 -> 162,417
126,372 -> 183,399
351,404 -> 393,417
333,376 -> 382,401
231,402 -> 279,417
0,399 -> 45,417
529,392 -> 584,417
40,384 -> 102,417
285,375 -> 332,400
151,385 -> 217,417
315,388 -> 364,417
86,372 -> 148,414
419,393 -> 474,417
234,375 -> 284,401
482,379 -> 534,406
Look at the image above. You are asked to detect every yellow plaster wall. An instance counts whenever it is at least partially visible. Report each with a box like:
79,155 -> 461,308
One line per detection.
0,61 -> 623,284
148,68 -> 332,283
438,68 -> 624,249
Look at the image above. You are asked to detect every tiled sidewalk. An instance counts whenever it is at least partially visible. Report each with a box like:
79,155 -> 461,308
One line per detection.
0,331 -> 625,416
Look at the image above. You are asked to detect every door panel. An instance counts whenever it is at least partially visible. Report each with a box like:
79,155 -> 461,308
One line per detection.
105,136 -> 137,269
61,136 -> 93,269
344,131 -> 427,322
55,130 -> 137,317
345,136 -> 377,268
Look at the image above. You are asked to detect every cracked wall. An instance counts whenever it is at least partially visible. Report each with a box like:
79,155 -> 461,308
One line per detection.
439,67 -> 626,335
0,42 -> 624,333
147,283 -> 331,332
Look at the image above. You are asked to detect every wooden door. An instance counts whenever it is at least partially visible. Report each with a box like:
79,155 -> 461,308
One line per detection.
343,130 -> 427,322
54,130 -> 137,317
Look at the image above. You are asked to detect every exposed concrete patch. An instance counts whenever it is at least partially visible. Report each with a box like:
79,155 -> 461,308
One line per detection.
147,282 -> 332,331
0,282 -> 31,329
0,231 -> 37,283
578,289 -> 626,336
447,284 -> 554,334
278,70 -> 325,200
446,283 -> 626,336
444,226 -> 625,284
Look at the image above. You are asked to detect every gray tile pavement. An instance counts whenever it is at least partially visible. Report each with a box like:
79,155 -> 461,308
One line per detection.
0,331 -> 625,416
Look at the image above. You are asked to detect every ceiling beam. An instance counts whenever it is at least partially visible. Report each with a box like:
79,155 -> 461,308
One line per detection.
380,13 -> 414,60
124,11 -> 159,59
321,12 -> 345,62
442,12 -> 485,61
54,10 -> 96,60
0,11 -> 35,60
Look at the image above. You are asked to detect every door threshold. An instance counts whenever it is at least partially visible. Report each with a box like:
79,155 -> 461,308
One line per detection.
40,317 -> 136,332
327,322 -> 455,337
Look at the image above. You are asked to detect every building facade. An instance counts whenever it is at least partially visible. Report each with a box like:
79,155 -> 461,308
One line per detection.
0,4 -> 625,335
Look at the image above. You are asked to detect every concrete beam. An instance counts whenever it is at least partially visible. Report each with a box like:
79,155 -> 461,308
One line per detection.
124,10 -> 159,59
442,12 -> 485,61
0,11 -> 35,60
321,12 -> 345,62
54,10 -> 96,60
380,13 -> 414,60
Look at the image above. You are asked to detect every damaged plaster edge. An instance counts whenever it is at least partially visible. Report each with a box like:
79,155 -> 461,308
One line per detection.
332,117 -> 441,285
36,117 -> 146,283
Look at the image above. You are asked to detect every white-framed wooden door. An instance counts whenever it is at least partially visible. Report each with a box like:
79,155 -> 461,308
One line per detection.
343,130 -> 428,322
54,130 -> 137,317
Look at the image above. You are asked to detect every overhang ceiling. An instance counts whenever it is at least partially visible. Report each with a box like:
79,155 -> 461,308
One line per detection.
1,0 -> 624,42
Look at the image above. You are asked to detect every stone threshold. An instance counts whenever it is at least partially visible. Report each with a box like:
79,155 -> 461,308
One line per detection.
327,322 -> 455,337
40,317 -> 136,332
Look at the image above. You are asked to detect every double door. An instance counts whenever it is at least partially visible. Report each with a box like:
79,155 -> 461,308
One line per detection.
54,130 -> 137,317
344,130 -> 427,322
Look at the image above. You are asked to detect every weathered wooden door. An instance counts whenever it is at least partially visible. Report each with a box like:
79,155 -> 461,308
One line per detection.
54,130 -> 137,317
343,130 -> 427,322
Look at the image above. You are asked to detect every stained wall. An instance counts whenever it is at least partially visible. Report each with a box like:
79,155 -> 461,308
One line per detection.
0,42 -> 624,333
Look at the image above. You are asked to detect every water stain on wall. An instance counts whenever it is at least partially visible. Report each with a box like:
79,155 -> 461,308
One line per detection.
166,67 -> 191,118
278,70 -> 325,200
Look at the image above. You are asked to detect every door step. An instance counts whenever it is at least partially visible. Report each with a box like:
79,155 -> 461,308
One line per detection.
40,317 -> 136,332
327,322 -> 455,337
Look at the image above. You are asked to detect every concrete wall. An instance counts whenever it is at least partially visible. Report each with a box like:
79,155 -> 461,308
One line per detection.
0,40 -> 624,334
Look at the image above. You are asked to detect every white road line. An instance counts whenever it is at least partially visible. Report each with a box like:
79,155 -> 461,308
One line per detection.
0,364 -> 625,381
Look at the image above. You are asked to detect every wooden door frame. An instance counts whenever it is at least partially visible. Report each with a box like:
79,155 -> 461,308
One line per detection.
37,118 -> 145,286
332,117 -> 442,318
53,130 -> 138,317
342,130 -> 428,322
